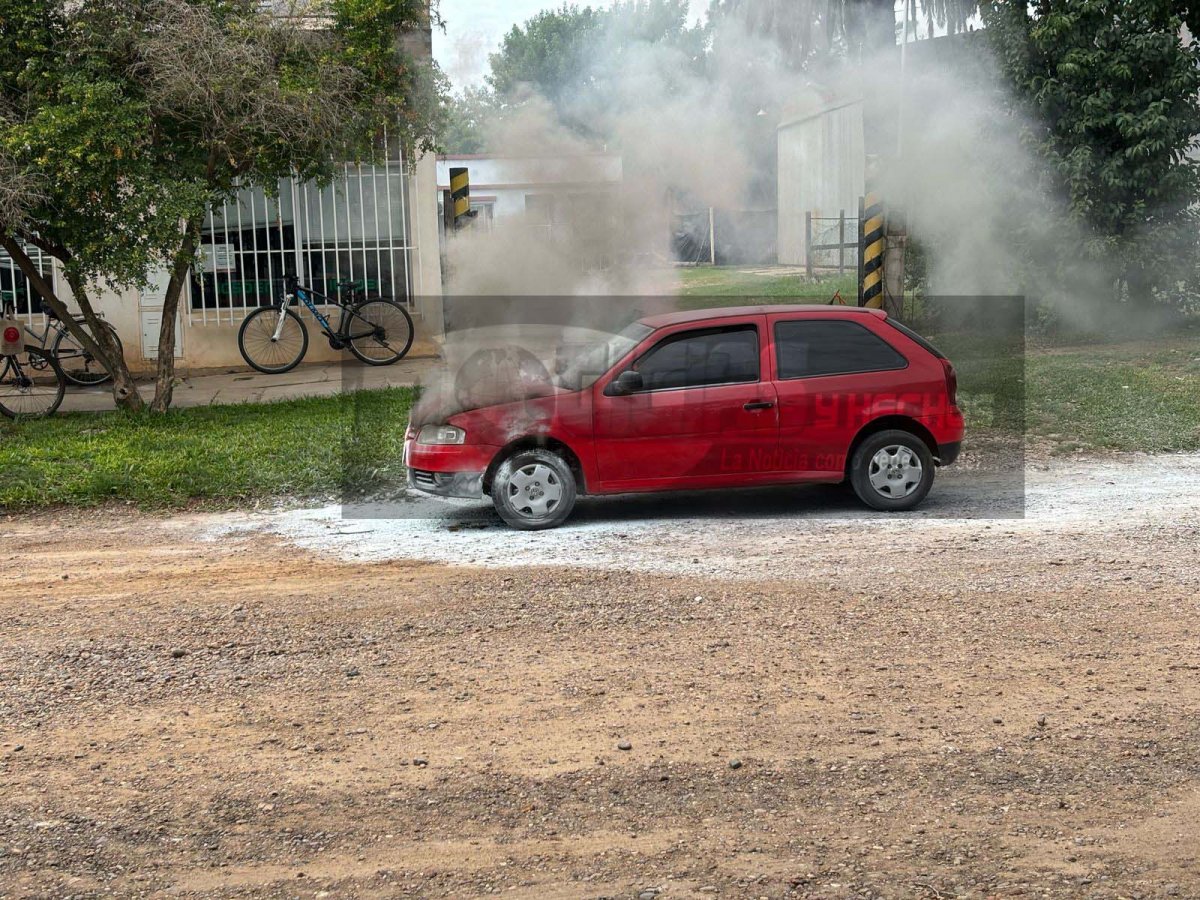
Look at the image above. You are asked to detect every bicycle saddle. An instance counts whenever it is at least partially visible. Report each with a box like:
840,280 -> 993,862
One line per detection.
40,299 -> 60,320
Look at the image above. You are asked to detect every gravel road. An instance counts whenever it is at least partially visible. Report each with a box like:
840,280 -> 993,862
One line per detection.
1,453 -> 1198,898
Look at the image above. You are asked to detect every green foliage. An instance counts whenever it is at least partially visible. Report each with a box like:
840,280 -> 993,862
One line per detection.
0,0 -> 444,291
984,0 -> 1200,306
441,85 -> 500,154
484,0 -> 707,135
0,387 -> 417,508
488,4 -> 607,108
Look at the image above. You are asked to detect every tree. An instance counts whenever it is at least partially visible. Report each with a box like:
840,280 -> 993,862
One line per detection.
0,0 -> 443,412
485,0 -> 706,135
441,85 -> 500,154
0,0 -> 175,409
984,0 -> 1200,309
706,0 -> 902,67
487,4 -> 607,111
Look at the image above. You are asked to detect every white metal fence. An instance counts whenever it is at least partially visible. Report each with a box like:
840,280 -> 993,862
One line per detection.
805,210 -> 859,274
195,144 -> 415,325
0,244 -> 57,326
2,148 -> 416,333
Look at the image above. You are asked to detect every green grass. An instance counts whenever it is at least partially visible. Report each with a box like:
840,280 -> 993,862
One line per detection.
0,387 -> 416,508
1025,338 -> 1200,453
0,325 -> 1196,511
677,266 -> 856,308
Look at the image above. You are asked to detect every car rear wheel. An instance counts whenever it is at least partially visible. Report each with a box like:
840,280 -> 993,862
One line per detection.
849,429 -> 935,512
491,448 -> 577,530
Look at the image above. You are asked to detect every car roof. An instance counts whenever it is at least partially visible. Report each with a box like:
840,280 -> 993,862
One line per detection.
638,304 -> 887,329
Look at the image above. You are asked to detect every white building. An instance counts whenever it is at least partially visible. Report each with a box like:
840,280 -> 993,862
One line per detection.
776,95 -> 866,268
435,153 -> 623,237
0,146 -> 444,372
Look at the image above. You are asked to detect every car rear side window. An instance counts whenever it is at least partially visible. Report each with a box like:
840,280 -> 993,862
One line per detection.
774,320 -> 907,379
885,318 -> 945,359
635,325 -> 759,391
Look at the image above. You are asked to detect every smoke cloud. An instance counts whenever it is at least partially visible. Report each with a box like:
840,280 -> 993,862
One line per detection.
878,50 -> 1115,331
440,14 -> 812,299
423,9 -> 1134,426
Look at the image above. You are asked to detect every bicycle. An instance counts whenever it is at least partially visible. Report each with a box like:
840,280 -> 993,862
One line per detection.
0,299 -> 66,419
237,276 -> 415,375
24,300 -> 123,386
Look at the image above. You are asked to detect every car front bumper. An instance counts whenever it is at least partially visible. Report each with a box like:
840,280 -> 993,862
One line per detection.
404,436 -> 496,499
407,467 -> 486,499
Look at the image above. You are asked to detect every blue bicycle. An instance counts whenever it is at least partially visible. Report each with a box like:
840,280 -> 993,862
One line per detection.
237,275 -> 414,374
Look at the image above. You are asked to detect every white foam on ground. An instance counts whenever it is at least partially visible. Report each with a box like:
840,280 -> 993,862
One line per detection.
207,453 -> 1200,578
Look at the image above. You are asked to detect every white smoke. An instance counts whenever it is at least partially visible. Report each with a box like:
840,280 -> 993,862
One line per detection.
441,13 -> 817,298
879,49 -> 1113,329
425,9 -> 1129,423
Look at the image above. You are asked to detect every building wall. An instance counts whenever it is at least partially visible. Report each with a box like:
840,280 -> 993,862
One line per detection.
5,149 -> 444,374
435,154 -> 623,224
777,99 -> 866,266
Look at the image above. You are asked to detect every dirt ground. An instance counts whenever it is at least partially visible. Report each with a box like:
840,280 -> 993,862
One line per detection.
2,456 -> 1199,899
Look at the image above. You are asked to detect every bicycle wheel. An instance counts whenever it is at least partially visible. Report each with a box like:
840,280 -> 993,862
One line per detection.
53,320 -> 122,386
346,298 -> 414,366
238,306 -> 308,374
0,347 -> 66,419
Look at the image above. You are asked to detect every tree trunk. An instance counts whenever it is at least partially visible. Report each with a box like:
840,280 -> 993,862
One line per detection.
150,217 -> 201,413
1125,264 -> 1153,308
0,233 -> 145,412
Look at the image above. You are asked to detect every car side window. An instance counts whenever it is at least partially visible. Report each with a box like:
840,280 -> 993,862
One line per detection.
774,320 -> 907,380
634,325 -> 759,391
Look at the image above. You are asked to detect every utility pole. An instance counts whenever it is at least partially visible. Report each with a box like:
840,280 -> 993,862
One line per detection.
883,0 -> 914,319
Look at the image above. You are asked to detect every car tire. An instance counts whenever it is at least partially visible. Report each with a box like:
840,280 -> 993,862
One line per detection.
849,429 -> 936,512
491,448 -> 577,530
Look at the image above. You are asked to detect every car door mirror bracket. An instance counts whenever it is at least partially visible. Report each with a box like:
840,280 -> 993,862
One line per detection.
607,369 -> 644,396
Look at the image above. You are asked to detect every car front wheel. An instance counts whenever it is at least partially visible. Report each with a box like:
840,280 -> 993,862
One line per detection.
849,429 -> 936,512
491,448 -> 577,530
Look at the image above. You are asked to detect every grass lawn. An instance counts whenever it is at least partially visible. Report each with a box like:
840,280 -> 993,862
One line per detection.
0,387 -> 416,509
678,267 -> 1200,455
0,313 -> 1196,511
677,265 -> 856,307
1025,336 -> 1200,454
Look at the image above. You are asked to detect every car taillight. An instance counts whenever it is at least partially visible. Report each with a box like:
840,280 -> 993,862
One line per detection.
941,359 -> 958,407
2,327 -> 18,344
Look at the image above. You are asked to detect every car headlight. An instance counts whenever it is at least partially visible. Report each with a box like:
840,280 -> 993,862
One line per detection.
416,424 -> 466,445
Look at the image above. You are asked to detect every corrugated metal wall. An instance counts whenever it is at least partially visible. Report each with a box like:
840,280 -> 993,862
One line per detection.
777,99 -> 866,266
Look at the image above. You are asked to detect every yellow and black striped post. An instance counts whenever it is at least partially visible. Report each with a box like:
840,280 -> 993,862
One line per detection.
449,167 -> 471,227
859,191 -> 885,309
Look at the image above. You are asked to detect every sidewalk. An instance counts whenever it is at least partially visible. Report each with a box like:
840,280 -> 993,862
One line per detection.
59,356 -> 438,413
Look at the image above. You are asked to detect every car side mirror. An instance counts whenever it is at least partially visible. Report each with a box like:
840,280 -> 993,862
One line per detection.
609,369 -> 644,396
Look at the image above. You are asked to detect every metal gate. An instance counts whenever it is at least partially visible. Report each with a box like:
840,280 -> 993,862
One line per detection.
193,134 -> 415,325
0,244 -> 56,326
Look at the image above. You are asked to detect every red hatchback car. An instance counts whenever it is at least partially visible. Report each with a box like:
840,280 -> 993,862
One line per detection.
405,305 -> 964,529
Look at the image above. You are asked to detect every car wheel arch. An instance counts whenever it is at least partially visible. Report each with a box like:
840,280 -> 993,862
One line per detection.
844,416 -> 940,479
484,436 -> 587,496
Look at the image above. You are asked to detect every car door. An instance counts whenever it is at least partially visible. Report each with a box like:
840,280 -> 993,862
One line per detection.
770,315 -> 913,475
592,317 -> 779,489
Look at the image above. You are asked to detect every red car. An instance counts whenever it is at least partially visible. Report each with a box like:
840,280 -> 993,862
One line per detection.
405,305 -> 964,530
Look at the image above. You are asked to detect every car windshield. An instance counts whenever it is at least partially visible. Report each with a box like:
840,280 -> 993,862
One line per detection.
556,322 -> 653,391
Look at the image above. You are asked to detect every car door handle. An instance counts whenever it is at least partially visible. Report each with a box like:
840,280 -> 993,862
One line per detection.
743,400 -> 775,411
